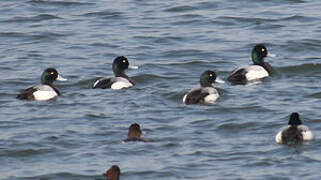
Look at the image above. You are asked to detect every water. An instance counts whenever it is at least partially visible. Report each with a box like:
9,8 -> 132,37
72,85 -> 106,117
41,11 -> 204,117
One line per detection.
1,0 -> 321,179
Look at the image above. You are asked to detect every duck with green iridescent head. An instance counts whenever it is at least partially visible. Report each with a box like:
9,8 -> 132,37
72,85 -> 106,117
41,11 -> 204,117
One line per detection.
17,68 -> 67,101
183,70 -> 223,105
227,44 -> 275,84
92,56 -> 137,90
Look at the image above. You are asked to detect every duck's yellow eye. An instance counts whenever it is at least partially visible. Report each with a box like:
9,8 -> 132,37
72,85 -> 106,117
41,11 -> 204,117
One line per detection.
261,48 -> 265,52
50,72 -> 54,75
122,60 -> 126,63
209,73 -> 213,77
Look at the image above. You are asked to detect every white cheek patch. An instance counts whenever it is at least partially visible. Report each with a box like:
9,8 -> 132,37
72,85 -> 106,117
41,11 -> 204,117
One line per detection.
33,90 -> 58,101
111,81 -> 133,90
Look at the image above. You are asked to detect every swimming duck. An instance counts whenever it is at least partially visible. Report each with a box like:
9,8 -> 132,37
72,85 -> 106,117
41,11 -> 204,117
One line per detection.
227,44 -> 275,84
183,70 -> 220,105
92,56 -> 135,90
123,123 -> 147,142
275,112 -> 314,145
106,165 -> 120,180
17,68 -> 67,101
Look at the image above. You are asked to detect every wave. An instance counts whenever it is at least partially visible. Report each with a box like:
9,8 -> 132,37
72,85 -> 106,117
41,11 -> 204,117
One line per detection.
280,15 -> 319,22
164,5 -> 197,13
3,14 -> 61,23
278,63 -> 321,73
27,0 -> 94,6
6,172 -> 99,180
308,91 -> 321,99
217,122 -> 258,131
0,148 -> 55,157
82,11 -> 124,19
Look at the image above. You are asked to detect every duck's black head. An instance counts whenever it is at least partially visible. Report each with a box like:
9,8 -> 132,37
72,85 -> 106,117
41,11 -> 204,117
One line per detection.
41,68 -> 67,85
112,56 -> 129,76
288,112 -> 302,126
106,165 -> 120,180
251,44 -> 268,65
200,70 -> 217,87
41,68 -> 59,84
128,123 -> 142,139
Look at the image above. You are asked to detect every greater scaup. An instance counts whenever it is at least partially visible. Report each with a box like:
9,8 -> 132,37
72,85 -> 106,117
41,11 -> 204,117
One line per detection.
106,165 -> 120,180
92,56 -> 135,90
17,68 -> 67,101
227,44 -> 275,84
275,112 -> 314,145
183,70 -> 221,105
123,123 -> 147,142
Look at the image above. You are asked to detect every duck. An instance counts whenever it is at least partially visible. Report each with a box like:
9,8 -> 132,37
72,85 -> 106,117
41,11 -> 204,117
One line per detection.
275,112 -> 314,145
123,123 -> 147,142
17,68 -> 67,101
92,56 -> 135,90
183,70 -> 221,105
106,165 -> 120,180
227,44 -> 275,84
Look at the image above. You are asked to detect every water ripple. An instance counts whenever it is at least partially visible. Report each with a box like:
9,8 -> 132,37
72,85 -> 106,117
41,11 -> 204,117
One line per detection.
1,0 -> 321,179
4,14 -> 61,23
164,5 -> 197,13
26,0 -> 94,6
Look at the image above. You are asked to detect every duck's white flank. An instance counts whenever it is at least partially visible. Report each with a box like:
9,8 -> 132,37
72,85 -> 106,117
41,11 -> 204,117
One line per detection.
111,77 -> 133,90
275,125 -> 314,144
244,65 -> 269,81
275,129 -> 283,144
33,85 -> 58,101
203,87 -> 219,104
298,125 -> 314,141
183,87 -> 219,104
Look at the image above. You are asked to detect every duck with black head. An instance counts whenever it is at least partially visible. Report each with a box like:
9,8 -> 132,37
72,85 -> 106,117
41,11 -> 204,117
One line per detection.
275,112 -> 314,145
123,123 -> 147,142
183,70 -> 223,105
92,56 -> 137,90
17,68 -> 67,101
106,165 -> 120,180
227,44 -> 275,84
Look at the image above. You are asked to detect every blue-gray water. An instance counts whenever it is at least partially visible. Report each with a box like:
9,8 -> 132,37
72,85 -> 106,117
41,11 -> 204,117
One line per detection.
1,0 -> 321,179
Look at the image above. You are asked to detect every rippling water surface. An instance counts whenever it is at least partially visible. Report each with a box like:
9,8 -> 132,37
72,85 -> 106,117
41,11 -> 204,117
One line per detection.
1,0 -> 321,179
